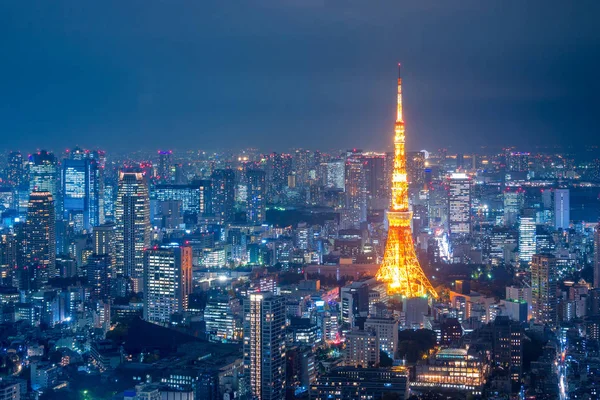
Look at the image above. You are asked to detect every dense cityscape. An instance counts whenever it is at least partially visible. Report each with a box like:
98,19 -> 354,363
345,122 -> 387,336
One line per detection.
0,65 -> 597,399
2,2 -> 600,400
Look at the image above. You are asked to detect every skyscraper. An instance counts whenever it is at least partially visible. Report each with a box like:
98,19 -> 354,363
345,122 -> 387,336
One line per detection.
406,151 -> 425,188
211,169 -> 235,224
28,151 -> 59,212
115,172 -> 151,292
157,150 -> 172,182
246,169 -> 266,224
531,254 -> 557,326
503,188 -> 524,227
359,152 -> 388,208
143,245 -> 192,325
93,223 -> 117,270
376,65 -> 437,299
518,209 -> 536,263
7,151 -> 24,187
323,159 -> 345,190
448,173 -> 471,235
342,159 -> 367,229
244,292 -> 286,400
25,191 -> 56,288
268,153 -> 293,198
62,155 -> 102,232
86,254 -> 111,300
594,225 -> 600,288
554,189 -> 570,230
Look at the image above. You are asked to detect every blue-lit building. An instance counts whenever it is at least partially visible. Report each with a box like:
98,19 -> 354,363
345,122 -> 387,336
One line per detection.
62,155 -> 102,232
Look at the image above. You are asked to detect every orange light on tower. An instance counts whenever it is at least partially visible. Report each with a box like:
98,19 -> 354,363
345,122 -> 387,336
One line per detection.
376,65 -> 437,298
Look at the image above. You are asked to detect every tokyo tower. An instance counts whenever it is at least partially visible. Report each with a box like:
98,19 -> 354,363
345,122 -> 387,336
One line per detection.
376,65 -> 438,298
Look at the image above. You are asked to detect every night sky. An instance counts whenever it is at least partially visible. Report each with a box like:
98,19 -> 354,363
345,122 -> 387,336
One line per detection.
1,1 -> 599,153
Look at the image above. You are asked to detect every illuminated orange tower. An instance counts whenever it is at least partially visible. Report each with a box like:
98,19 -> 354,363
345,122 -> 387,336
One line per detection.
376,65 -> 438,298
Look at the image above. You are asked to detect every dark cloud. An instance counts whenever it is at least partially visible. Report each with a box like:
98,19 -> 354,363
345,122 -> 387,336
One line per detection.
0,0 -> 598,153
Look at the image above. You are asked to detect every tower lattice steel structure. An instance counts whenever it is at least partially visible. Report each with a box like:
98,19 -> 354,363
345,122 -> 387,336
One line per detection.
376,65 -> 438,298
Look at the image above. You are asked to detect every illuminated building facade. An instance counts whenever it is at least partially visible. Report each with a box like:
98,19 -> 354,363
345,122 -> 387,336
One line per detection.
29,151 -> 59,212
323,159 -> 345,190
554,188 -> 570,230
531,254 -> 557,326
412,348 -> 487,396
154,183 -> 200,217
506,152 -> 530,172
143,245 -> 192,325
157,150 -> 172,182
86,254 -> 111,300
342,159 -> 367,229
503,189 -> 524,227
359,152 -> 388,208
115,172 -> 151,292
93,222 -> 117,270
211,169 -> 235,224
7,151 -> 24,187
246,169 -> 266,224
518,210 -> 536,262
376,66 -> 437,298
62,156 -> 102,232
343,329 -> 379,368
205,295 -> 240,342
364,315 -> 398,358
492,316 -> 523,383
448,173 -> 471,235
595,225 -> 600,288
25,191 -> 56,288
311,367 -> 409,400
406,151 -> 425,188
243,292 -> 286,400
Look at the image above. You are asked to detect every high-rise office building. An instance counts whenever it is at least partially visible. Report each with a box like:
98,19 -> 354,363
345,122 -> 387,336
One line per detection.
503,189 -> 524,227
103,183 -> 115,223
93,223 -> 117,270
7,151 -> 24,187
0,233 -> 16,286
406,151 -> 425,188
143,245 -> 192,325
448,173 -> 471,235
196,179 -> 213,218
268,153 -> 293,198
204,295 -> 240,343
364,315 -> 398,358
244,292 -> 286,400
293,149 -> 311,187
211,169 -> 235,224
246,169 -> 266,224
29,151 -> 59,212
154,183 -> 206,219
343,329 -> 379,368
25,191 -> 56,288
157,150 -> 172,182
518,210 -> 536,263
594,225 -> 600,288
531,254 -> 557,326
342,159 -> 367,229
493,316 -> 523,384
359,152 -> 388,207
554,189 -> 570,230
86,254 -> 111,300
322,160 -> 345,190
62,156 -> 102,232
115,172 -> 151,292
